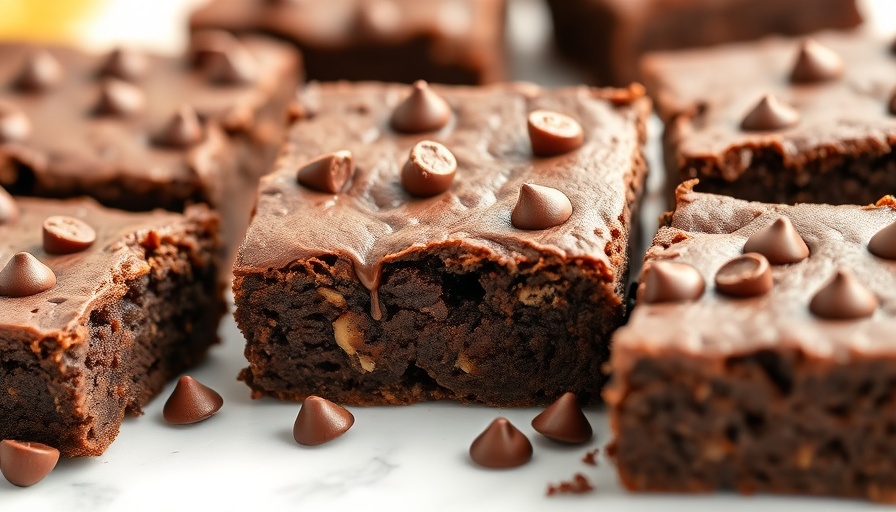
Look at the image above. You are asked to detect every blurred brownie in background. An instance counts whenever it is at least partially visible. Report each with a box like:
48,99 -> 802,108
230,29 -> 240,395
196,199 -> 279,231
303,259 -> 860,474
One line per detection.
190,0 -> 507,84
546,0 -> 862,86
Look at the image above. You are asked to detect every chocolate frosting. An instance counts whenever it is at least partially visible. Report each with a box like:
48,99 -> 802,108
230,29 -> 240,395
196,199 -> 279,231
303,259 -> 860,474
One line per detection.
235,82 -> 649,310
614,183 -> 896,372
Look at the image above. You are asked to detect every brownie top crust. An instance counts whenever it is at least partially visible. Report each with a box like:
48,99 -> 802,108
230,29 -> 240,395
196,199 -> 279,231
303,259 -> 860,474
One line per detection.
0,36 -> 298,203
236,81 -> 648,300
615,181 -> 896,368
0,195 -> 213,336
641,31 -> 896,168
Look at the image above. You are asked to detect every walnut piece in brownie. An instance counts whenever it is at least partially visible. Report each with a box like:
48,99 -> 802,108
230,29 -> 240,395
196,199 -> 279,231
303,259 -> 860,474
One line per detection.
0,196 -> 224,457
608,181 -> 896,502
233,81 -> 649,406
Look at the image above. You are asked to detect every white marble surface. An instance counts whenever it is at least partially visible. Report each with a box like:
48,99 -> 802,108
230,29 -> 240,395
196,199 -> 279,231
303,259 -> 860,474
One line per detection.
3,0 -> 896,510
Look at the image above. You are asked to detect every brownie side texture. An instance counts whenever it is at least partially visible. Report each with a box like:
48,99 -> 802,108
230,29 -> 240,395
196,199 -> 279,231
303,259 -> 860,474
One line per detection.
607,184 -> 896,502
0,199 -> 224,457
233,82 -> 649,406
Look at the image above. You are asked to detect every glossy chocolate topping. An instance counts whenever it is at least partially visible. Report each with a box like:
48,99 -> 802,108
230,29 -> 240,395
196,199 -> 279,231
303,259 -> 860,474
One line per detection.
0,439 -> 59,487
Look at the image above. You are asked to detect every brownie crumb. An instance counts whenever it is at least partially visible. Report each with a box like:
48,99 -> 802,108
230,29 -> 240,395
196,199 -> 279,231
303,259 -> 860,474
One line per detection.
546,473 -> 595,496
582,448 -> 600,466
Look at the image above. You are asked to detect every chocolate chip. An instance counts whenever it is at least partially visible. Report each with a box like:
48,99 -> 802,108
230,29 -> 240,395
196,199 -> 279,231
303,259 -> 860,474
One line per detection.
93,79 -> 145,117
357,0 -> 402,36
293,395 -> 354,446
527,110 -> 584,157
189,30 -> 241,68
531,392 -> 592,444
869,221 -> 896,260
889,89 -> 896,116
42,216 -> 97,254
297,150 -> 355,194
0,440 -> 59,487
511,183 -> 572,230
13,50 -> 63,91
162,376 -> 223,425
204,44 -> 256,85
790,39 -> 843,84
390,81 -> 452,134
0,187 -> 17,224
809,268 -> 878,320
740,94 -> 799,132
0,102 -> 30,143
743,216 -> 809,265
469,418 -> 532,469
0,253 -> 56,297
401,140 -> 457,197
98,47 -> 147,81
714,253 -> 773,298
639,261 -> 704,304
153,105 -> 204,148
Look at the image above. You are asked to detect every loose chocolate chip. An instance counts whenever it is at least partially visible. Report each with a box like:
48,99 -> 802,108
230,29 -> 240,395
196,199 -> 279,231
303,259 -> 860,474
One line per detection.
469,418 -> 533,469
511,183 -> 573,230
401,140 -> 457,197
714,253 -> 773,298
531,392 -> 592,444
98,47 -> 147,81
0,253 -> 56,297
639,261 -> 704,304
42,216 -> 97,254
527,110 -> 584,157
743,216 -> 809,265
204,45 -> 256,85
0,187 -> 17,224
0,102 -> 30,143
0,440 -> 59,487
790,39 -> 844,84
293,395 -> 354,446
154,105 -> 204,148
390,81 -> 452,133
740,94 -> 799,132
93,79 -> 145,117
809,268 -> 878,320
297,150 -> 355,194
189,30 -> 241,68
13,50 -> 63,91
162,376 -> 223,425
869,221 -> 896,260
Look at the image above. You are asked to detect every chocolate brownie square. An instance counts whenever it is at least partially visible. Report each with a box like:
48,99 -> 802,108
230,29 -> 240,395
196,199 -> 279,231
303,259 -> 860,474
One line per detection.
642,32 -> 896,206
607,180 -> 896,502
546,0 -> 862,86
233,81 -> 649,406
0,192 -> 224,456
190,0 -> 506,85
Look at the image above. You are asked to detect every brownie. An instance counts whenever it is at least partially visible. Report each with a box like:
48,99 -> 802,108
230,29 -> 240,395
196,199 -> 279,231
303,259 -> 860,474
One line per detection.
233,81 -> 650,406
189,0 -> 507,85
642,32 -> 896,206
0,194 -> 224,457
607,181 -> 896,502
0,36 -> 300,266
546,0 -> 862,86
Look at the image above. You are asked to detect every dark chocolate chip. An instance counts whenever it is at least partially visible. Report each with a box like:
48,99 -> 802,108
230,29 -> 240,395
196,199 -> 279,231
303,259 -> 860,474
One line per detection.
0,252 -> 56,297
93,79 -> 145,117
401,140 -> 457,197
153,105 -> 204,148
469,418 -> 532,469
297,150 -> 355,194
809,268 -> 877,320
13,50 -> 63,91
740,94 -> 799,132
98,47 -> 147,81
390,81 -> 452,133
511,183 -> 572,230
162,376 -> 223,425
714,253 -> 773,298
869,221 -> 896,260
204,45 -> 256,85
293,395 -> 354,446
790,39 -> 844,84
189,30 -> 241,68
531,392 -> 593,444
0,102 -> 30,143
639,261 -> 704,304
743,216 -> 809,265
527,110 -> 584,157
0,440 -> 59,487
0,187 -> 17,224
42,216 -> 97,254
